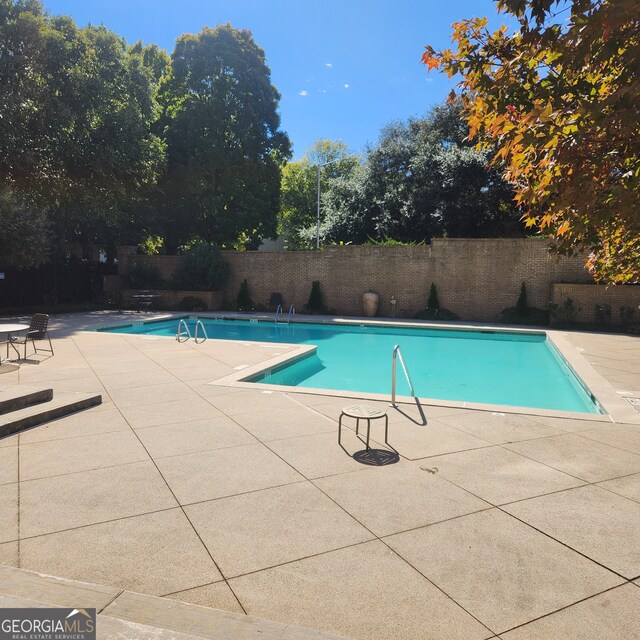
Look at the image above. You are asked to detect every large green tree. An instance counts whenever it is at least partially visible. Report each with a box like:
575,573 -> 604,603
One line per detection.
278,140 -> 360,249
423,0 -> 640,283
157,24 -> 291,250
307,103 -> 522,245
0,0 -> 165,266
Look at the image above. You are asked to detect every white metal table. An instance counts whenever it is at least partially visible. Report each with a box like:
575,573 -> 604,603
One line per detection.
0,323 -> 29,368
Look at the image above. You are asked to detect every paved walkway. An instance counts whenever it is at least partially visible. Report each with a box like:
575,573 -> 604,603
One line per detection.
1,311 -> 640,639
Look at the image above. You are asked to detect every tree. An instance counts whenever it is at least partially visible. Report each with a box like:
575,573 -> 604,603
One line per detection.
422,0 -> 640,283
0,187 -> 50,268
278,140 -> 360,249
307,102 -> 522,245
157,24 -> 291,250
0,1 -> 166,263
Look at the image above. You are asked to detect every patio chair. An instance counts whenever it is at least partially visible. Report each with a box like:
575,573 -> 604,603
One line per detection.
11,313 -> 54,359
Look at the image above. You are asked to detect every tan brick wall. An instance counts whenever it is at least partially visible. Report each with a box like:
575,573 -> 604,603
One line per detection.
120,239 -> 595,321
551,284 -> 640,326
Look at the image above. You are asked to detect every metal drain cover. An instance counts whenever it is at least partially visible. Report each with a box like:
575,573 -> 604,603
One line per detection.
626,398 -> 640,406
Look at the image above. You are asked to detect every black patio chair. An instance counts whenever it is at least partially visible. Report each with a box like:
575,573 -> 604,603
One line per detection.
11,313 -> 54,359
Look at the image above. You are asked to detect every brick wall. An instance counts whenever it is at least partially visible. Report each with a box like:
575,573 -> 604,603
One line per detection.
551,284 -> 640,326
120,239 -> 595,321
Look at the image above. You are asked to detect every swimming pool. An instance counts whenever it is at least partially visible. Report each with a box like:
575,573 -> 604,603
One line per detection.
100,317 -> 601,414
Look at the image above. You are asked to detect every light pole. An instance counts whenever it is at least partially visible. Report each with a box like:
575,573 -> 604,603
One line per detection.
315,158 -> 341,249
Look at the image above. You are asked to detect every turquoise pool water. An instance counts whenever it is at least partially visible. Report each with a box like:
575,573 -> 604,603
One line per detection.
101,317 -> 601,414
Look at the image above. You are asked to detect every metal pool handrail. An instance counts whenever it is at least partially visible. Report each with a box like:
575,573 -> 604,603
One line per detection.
176,319 -> 191,342
391,344 -> 415,407
275,304 -> 283,323
287,304 -> 296,323
194,320 -> 208,344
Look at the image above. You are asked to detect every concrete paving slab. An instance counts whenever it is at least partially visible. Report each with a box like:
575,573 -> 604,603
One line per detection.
185,482 -> 373,577
597,472 -> 640,503
0,564 -> 121,610
19,509 -> 222,595
266,431 -> 375,479
0,431 -> 19,447
315,463 -> 489,537
134,417 -> 257,458
108,382 -> 201,408
98,368 -> 177,390
384,418 -> 492,460
233,406 -> 336,442
202,389 -> 299,416
578,423 -> 640,455
0,482 -> 18,543
97,614 -> 206,640
170,364 -> 235,382
18,407 -> 130,444
0,445 -> 17,485
0,541 -> 18,566
437,411 -> 567,444
119,397 -> 224,429
230,540 -> 491,640
165,581 -> 244,613
503,485 -> 640,579
105,590 -> 346,640
155,442 -> 304,504
384,508 -> 622,633
500,584 -> 640,640
424,446 -> 585,505
20,460 -> 178,537
19,430 -> 149,481
505,433 -> 640,483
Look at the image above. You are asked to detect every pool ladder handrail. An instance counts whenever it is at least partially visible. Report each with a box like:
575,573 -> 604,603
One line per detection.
176,319 -> 191,342
194,319 -> 208,344
391,344 -> 415,407
275,304 -> 295,324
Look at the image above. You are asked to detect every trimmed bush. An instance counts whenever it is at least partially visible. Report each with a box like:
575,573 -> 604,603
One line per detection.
172,241 -> 229,292
178,295 -> 207,311
304,281 -> 327,314
500,282 -> 549,326
236,279 -> 254,311
415,283 -> 458,321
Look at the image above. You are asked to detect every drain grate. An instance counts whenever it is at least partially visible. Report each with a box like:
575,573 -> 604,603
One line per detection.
625,397 -> 640,407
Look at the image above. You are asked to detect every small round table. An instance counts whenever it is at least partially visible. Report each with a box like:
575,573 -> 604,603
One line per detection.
338,404 -> 389,450
0,323 -> 29,368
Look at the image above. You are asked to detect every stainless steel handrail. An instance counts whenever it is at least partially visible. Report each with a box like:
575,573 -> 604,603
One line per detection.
391,344 -> 415,406
176,319 -> 191,342
194,320 -> 208,344
287,305 -> 295,323
275,304 -> 283,323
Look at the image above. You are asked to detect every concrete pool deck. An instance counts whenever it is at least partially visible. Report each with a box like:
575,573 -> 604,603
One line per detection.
1,310 -> 640,639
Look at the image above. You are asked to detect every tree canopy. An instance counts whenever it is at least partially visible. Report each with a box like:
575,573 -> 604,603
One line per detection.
157,24 -> 291,250
278,140 -> 360,249
422,0 -> 640,283
304,103 -> 522,246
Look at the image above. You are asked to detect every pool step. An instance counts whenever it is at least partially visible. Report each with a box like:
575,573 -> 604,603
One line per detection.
0,388 -> 102,438
0,385 -> 53,415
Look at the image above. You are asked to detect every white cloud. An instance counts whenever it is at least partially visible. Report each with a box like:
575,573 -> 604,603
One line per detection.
325,62 -> 333,68
344,83 -> 350,89
318,89 -> 327,93
298,90 -> 308,96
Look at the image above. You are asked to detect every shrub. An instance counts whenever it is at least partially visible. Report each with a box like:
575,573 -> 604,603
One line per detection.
415,282 -> 458,321
594,303 -> 612,325
126,259 -> 165,289
500,282 -> 549,326
414,307 -> 459,321
427,283 -> 440,310
177,296 -> 207,312
172,241 -> 229,291
304,281 -> 327,314
549,297 -> 579,326
236,279 -> 254,311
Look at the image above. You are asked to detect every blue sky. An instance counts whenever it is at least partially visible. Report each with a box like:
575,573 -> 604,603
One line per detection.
44,0 -> 511,159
